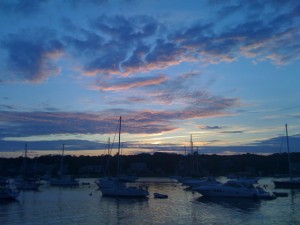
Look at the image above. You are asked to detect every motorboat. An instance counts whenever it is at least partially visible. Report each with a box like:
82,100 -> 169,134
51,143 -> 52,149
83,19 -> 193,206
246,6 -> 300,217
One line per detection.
0,178 -> 19,200
194,180 -> 276,199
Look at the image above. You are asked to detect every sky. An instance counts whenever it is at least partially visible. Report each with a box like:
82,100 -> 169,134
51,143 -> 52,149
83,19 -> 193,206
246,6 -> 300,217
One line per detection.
0,0 -> 300,157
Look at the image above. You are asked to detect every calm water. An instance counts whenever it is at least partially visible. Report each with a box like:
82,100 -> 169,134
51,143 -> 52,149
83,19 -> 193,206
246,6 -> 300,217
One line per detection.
0,177 -> 299,225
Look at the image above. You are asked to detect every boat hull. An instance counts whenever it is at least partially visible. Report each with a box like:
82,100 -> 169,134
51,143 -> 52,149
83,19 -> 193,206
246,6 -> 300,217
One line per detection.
195,181 -> 275,200
0,188 -> 19,200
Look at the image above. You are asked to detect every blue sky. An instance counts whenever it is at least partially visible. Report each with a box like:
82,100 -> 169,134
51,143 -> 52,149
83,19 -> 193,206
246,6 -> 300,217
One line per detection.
0,0 -> 300,157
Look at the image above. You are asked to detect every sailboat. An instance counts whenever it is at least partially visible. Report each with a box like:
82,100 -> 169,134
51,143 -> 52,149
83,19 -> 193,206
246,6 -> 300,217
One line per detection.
13,144 -> 41,190
49,144 -> 79,187
273,124 -> 300,188
100,117 -> 149,198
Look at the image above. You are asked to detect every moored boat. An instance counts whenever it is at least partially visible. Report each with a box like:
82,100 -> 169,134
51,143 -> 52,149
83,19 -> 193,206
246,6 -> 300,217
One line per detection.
0,178 -> 19,200
194,180 -> 276,200
49,144 -> 79,187
273,124 -> 300,189
100,117 -> 149,198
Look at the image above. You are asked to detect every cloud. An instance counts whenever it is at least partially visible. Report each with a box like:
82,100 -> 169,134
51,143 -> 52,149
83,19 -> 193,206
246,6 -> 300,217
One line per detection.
2,1 -> 299,82
0,139 -> 107,152
92,74 -> 167,91
0,94 -> 238,138
220,130 -> 244,134
1,30 -> 64,83
1,129 -> 299,154
78,15 -> 162,75
200,126 -> 223,130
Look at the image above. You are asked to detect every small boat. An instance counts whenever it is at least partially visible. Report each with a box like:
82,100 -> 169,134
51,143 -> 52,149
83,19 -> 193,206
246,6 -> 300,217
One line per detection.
154,193 -> 168,199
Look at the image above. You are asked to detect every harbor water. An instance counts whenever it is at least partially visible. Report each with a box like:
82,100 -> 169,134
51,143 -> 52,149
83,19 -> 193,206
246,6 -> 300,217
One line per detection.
0,177 -> 299,225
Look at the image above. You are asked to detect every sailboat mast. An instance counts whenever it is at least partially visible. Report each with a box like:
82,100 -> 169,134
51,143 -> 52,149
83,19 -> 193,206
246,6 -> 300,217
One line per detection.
190,134 -> 193,154
23,143 -> 28,177
285,124 -> 292,180
190,134 -> 194,175
60,144 -> 65,177
25,143 -> 28,158
117,116 -> 122,176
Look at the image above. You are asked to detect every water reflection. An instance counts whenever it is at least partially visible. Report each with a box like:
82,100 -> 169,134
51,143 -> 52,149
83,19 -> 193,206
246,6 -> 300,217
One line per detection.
0,178 -> 299,225
196,196 -> 261,212
99,195 -> 150,225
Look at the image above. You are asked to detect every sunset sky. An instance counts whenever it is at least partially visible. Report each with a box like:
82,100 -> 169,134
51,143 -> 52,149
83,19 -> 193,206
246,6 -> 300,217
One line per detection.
0,0 -> 299,157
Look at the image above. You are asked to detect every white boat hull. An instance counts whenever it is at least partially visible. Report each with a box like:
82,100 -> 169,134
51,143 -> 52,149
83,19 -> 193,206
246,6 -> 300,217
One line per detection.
195,181 -> 275,199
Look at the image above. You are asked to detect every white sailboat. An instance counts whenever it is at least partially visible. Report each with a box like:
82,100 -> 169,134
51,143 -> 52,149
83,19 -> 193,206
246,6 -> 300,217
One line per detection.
274,124 -> 300,188
101,117 -> 149,198
13,144 -> 40,190
49,144 -> 79,187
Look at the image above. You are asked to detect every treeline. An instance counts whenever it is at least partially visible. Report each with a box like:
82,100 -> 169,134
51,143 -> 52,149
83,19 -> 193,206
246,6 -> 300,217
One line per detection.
0,152 -> 299,177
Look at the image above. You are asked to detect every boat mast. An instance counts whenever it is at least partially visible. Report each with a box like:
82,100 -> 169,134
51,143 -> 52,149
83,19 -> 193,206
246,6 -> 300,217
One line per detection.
104,138 -> 111,176
285,124 -> 292,180
190,134 -> 194,154
190,134 -> 194,175
60,144 -> 65,177
23,143 -> 28,177
117,116 -> 121,176
25,143 -> 28,158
